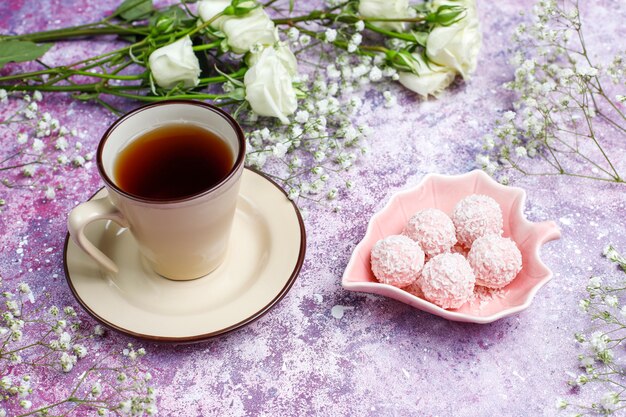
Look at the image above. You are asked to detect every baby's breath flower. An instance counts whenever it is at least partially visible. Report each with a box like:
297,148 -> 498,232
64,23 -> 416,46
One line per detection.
324,28 -> 337,43
604,295 -> 619,308
73,344 -> 88,358
299,34 -> 311,46
287,27 -> 299,41
60,351 -> 77,372
17,132 -> 28,144
588,276 -> 602,289
45,187 -> 56,200
22,165 -> 36,177
72,155 -> 85,167
91,381 -> 103,397
555,398 -> 568,409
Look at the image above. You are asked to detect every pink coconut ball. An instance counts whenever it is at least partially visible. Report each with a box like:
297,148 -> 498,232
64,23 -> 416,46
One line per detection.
370,235 -> 425,288
420,253 -> 476,309
452,194 -> 503,247
403,208 -> 457,257
468,234 -> 522,289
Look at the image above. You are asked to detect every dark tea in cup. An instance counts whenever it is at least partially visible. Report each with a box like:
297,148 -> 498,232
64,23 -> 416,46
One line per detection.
113,124 -> 234,200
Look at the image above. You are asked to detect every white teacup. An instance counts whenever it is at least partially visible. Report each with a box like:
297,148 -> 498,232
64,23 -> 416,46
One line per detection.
68,100 -> 246,280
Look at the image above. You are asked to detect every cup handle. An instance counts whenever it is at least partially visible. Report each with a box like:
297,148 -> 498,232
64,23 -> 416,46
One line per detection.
67,197 -> 129,274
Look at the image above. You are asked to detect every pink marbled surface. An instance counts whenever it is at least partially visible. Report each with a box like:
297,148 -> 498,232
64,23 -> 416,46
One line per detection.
1,1 -> 626,416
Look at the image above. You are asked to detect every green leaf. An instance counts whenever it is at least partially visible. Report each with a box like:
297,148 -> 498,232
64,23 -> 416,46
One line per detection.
114,0 -> 153,22
411,31 -> 429,47
215,66 -> 244,88
0,40 -> 53,69
289,0 -> 295,13
226,88 -> 245,101
149,5 -> 196,34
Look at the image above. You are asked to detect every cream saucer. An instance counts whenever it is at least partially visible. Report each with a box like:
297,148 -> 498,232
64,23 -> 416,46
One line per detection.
64,168 -> 306,342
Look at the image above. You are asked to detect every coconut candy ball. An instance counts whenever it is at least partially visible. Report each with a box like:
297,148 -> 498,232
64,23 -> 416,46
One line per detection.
403,208 -> 457,257
420,253 -> 476,309
468,234 -> 522,289
452,194 -> 503,247
370,235 -> 425,288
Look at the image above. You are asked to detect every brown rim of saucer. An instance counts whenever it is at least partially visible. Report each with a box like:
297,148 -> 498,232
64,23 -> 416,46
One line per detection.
96,99 -> 247,204
63,168 -> 306,344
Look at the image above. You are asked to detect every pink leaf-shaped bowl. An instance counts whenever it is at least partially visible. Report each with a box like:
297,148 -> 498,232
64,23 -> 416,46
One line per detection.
341,170 -> 561,324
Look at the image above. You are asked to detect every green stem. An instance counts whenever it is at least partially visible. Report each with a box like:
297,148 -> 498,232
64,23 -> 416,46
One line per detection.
2,25 -> 148,43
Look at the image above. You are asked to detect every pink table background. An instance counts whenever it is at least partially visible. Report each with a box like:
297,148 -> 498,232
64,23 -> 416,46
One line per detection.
1,0 -> 625,415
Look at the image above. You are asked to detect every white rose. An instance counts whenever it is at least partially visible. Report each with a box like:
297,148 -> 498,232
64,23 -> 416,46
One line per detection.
426,10 -> 481,79
246,43 -> 297,76
244,47 -> 297,124
223,8 -> 278,54
148,36 -> 200,89
358,0 -> 410,32
197,0 -> 231,30
398,54 -> 456,98
198,4 -> 278,54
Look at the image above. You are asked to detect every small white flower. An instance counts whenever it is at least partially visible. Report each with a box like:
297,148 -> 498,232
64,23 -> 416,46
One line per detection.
73,156 -> 85,167
60,352 -> 77,372
350,33 -> 363,47
503,111 -> 516,121
355,20 -> 365,32
555,398 -> 567,409
600,392 -> 619,412
295,110 -> 309,123
120,400 -> 131,413
604,295 -> 618,308
383,91 -> 397,108
0,376 -> 11,389
57,155 -> 69,165
514,146 -> 527,157
18,283 -> 31,294
299,34 -> 311,46
33,90 -> 43,102
590,331 -> 609,352
272,142 -> 290,158
588,276 -> 602,289
93,324 -> 104,336
326,64 -> 341,79
73,344 -> 88,358
0,89 -> 7,102
19,400 -> 32,410
22,165 -> 36,177
91,381 -> 102,397
27,101 -> 38,112
286,27 -> 299,41
17,133 -> 28,144
324,28 -> 337,43
287,188 -> 300,201
369,66 -> 383,82
32,139 -> 45,152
